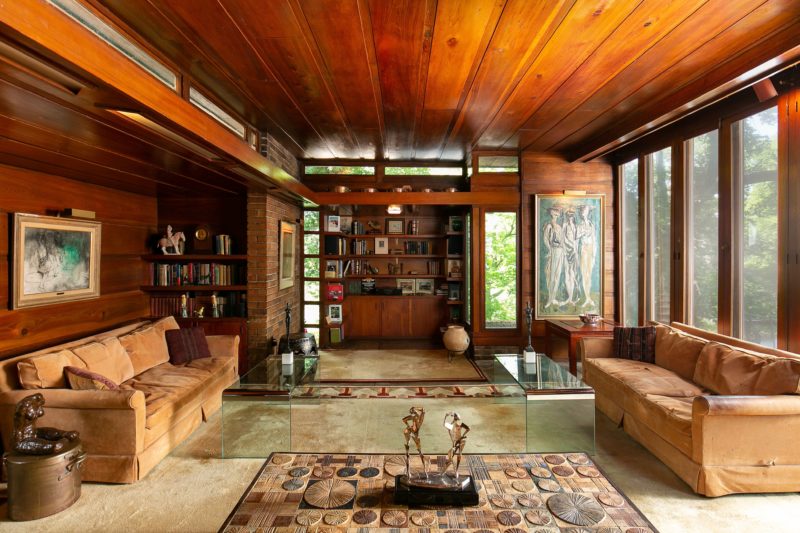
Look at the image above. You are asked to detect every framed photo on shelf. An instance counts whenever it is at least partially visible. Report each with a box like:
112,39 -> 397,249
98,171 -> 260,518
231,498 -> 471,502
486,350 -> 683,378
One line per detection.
327,304 -> 342,323
375,237 -> 388,254
278,220 -> 297,290
12,213 -> 101,309
385,218 -> 404,235
447,259 -> 463,278
415,278 -> 434,295
448,283 -> 461,301
397,278 -> 415,295
325,215 -> 341,232
534,193 -> 604,319
448,215 -> 464,232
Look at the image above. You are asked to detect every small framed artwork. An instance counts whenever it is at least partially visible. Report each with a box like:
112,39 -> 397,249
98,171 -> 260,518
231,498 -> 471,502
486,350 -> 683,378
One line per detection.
397,278 -> 415,295
447,259 -> 463,278
13,213 -> 101,309
325,215 -> 341,232
339,216 -> 353,234
385,218 -> 404,235
278,220 -> 297,290
375,237 -> 388,254
448,216 -> 464,232
415,278 -> 434,295
328,304 -> 342,323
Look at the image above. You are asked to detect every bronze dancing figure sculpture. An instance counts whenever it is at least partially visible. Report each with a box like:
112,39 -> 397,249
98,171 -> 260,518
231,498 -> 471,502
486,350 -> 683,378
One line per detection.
13,393 -> 79,455
402,406 -> 428,478
442,412 -> 470,481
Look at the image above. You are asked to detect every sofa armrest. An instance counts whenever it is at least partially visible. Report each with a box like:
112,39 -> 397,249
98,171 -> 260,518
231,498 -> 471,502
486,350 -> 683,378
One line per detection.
0,389 -> 146,456
206,334 -> 239,359
691,395 -> 800,465
578,338 -> 614,366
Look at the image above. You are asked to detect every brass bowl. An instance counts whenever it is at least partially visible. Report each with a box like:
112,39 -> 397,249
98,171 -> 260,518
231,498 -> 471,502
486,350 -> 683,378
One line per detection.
361,187 -> 377,193
332,185 -> 350,193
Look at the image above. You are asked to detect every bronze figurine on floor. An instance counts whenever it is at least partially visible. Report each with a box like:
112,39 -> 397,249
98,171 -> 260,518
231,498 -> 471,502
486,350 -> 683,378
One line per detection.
12,393 -> 79,455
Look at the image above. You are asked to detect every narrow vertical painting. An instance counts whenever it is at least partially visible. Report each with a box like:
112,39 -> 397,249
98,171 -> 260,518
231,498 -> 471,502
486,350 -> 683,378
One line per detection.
13,213 -> 101,309
279,220 -> 297,289
534,194 -> 604,319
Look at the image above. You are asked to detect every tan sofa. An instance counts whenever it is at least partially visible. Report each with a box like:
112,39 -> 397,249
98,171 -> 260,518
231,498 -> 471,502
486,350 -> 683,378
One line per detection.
0,317 -> 238,483
580,322 -> 800,497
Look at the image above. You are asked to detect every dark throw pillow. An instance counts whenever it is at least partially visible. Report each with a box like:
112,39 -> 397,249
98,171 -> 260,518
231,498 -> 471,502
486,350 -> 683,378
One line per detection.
613,326 -> 656,364
64,366 -> 119,390
165,327 -> 212,365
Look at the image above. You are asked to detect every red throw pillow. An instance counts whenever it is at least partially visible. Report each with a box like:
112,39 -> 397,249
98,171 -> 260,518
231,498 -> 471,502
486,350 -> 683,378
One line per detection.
165,327 -> 212,365
64,366 -> 119,390
613,326 -> 656,364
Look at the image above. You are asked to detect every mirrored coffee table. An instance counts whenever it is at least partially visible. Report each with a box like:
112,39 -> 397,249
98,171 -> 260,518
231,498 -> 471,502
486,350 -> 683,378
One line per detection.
494,353 -> 595,454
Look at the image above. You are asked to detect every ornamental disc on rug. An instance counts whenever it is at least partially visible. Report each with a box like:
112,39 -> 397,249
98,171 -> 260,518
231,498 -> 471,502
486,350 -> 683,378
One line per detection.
303,479 -> 356,509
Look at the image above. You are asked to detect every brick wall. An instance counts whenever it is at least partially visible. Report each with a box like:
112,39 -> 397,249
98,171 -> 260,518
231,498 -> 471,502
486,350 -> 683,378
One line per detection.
247,192 -> 302,367
260,133 -> 299,178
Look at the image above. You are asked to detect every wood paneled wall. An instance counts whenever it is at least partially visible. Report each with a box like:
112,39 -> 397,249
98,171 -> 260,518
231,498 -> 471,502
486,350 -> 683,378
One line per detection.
0,164 -> 154,358
521,153 -> 615,348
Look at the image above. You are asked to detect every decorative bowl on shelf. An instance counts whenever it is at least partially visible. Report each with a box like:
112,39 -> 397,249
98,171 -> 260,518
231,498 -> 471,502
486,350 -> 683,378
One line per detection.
579,313 -> 601,326
332,185 -> 350,193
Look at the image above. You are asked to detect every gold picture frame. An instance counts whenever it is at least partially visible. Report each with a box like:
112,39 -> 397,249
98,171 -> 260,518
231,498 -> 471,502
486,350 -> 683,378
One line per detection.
13,213 -> 101,309
279,220 -> 297,290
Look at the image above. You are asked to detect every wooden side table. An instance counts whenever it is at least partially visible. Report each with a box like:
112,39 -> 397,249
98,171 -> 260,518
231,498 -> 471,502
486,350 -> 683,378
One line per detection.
545,319 -> 617,376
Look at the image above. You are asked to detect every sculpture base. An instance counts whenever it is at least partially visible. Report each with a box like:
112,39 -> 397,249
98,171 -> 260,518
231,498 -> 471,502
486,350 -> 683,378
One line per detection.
394,474 -> 479,506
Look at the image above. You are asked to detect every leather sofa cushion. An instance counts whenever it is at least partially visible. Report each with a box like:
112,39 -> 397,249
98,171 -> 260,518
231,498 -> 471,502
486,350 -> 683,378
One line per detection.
693,341 -> 800,395
655,325 -> 707,382
17,349 -> 86,389
630,394 -> 694,456
73,337 -> 135,385
184,356 -> 235,382
121,363 -> 210,431
119,326 -> 171,376
589,358 -> 707,397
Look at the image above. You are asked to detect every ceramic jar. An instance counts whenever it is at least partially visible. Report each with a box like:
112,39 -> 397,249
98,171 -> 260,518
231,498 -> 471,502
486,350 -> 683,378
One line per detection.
443,325 -> 470,355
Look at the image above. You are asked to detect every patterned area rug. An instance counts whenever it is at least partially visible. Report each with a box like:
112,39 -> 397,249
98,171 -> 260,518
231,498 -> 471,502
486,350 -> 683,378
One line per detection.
291,385 -> 523,399
220,452 -> 657,532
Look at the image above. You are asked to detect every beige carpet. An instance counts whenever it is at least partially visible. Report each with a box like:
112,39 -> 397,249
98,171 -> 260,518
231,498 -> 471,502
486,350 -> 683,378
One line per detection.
318,349 -> 484,382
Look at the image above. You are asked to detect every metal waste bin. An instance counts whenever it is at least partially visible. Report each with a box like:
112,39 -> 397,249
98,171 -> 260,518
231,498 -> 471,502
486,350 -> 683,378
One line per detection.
4,439 -> 86,521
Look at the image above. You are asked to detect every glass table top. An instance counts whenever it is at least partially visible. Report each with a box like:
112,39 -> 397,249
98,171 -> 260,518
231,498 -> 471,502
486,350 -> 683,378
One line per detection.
493,353 -> 593,393
226,355 -> 318,394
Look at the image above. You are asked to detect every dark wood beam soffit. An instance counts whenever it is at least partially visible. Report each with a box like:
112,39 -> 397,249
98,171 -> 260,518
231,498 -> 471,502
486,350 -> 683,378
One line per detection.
85,0 -> 800,163
0,0 -> 316,200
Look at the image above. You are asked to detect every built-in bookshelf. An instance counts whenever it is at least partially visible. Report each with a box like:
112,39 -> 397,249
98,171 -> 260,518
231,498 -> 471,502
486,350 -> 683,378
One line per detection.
312,206 -> 466,345
140,254 -> 248,319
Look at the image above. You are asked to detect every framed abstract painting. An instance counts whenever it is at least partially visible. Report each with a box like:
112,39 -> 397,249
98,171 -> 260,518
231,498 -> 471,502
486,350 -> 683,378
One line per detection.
13,213 -> 101,309
534,194 -> 604,320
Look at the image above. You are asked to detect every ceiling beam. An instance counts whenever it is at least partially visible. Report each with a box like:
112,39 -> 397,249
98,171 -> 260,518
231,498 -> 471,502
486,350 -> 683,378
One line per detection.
0,0 -> 316,200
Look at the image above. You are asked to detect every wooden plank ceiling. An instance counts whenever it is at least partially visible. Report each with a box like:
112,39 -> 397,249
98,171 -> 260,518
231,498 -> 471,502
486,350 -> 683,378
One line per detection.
92,0 -> 800,161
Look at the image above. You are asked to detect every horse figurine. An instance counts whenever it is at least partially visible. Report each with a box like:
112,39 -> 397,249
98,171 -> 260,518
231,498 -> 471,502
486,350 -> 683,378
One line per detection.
158,225 -> 186,255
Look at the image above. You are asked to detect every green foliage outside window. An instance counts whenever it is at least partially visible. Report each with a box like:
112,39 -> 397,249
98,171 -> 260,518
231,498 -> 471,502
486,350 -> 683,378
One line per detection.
485,212 -> 517,328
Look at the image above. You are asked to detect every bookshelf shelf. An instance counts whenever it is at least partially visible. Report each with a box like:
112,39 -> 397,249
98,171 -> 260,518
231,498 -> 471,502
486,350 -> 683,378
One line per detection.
141,285 -> 248,292
141,254 -> 248,261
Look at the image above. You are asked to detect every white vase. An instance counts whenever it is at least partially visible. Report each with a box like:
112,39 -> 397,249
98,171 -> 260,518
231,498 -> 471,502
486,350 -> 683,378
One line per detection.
443,325 -> 470,355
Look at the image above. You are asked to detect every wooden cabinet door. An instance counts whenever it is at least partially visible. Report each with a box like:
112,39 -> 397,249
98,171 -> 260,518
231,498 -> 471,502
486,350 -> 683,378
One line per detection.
410,297 -> 446,337
344,297 -> 381,337
380,298 -> 412,337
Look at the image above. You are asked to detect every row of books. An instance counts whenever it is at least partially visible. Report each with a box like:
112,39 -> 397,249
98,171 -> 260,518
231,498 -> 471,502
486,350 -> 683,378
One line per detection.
427,261 -> 441,275
351,239 -> 369,255
323,235 -> 348,255
407,220 -> 419,235
404,241 -> 432,254
149,293 -> 246,318
148,262 -> 244,286
215,235 -> 234,255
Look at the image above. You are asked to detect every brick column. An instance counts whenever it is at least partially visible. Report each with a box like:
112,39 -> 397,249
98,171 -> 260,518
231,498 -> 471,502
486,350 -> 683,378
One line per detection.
247,192 -> 302,368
